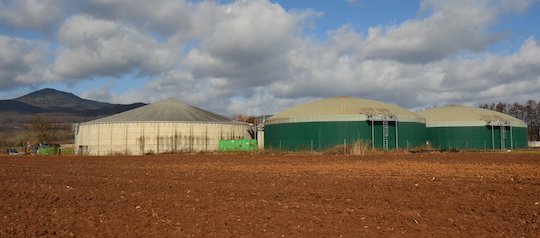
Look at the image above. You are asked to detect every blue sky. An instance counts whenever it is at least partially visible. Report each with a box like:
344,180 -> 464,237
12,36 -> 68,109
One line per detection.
1,0 -> 539,116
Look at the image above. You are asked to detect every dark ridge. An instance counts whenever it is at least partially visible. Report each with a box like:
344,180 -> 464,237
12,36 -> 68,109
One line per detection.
0,100 -> 45,114
14,88 -> 109,110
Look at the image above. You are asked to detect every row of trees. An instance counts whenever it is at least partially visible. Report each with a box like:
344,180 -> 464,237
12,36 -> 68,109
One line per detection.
479,100 -> 540,141
1,115 -> 67,148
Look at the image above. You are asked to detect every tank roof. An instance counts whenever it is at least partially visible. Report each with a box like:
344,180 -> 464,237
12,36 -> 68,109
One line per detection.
83,98 -> 246,124
265,96 -> 425,125
416,105 -> 527,128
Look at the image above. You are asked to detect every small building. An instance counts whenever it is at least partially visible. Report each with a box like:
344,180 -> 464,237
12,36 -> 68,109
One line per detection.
74,98 -> 250,155
416,105 -> 528,150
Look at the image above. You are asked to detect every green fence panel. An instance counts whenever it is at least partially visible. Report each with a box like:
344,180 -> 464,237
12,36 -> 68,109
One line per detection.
219,139 -> 257,151
38,147 -> 58,155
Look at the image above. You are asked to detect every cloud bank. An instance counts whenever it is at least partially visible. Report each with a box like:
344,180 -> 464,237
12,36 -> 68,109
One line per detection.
1,0 -> 539,116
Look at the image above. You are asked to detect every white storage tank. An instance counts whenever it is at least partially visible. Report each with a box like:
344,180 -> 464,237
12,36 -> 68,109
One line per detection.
74,98 -> 250,155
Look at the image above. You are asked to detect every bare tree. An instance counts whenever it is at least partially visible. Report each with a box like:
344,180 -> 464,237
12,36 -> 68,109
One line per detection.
26,114 -> 59,144
479,103 -> 489,110
495,102 -> 507,114
232,114 -> 257,124
525,100 -> 540,141
480,100 -> 540,141
508,103 -> 525,121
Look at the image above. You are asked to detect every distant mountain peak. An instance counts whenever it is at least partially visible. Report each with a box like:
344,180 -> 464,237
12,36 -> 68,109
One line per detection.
0,89 -> 147,140
14,88 -> 109,110
16,88 -> 69,98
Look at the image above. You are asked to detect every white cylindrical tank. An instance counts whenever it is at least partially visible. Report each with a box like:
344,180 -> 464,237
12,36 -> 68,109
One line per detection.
74,98 -> 250,155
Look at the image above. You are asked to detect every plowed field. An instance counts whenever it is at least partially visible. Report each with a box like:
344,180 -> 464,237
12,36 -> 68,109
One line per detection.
1,152 -> 540,237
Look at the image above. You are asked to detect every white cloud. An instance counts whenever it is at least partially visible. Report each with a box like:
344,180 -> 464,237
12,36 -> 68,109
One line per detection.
362,0 -> 508,63
86,0 -> 196,39
410,37 -> 540,106
0,0 -> 67,30
80,82 -> 116,103
0,35 -> 49,88
50,15 -> 181,80
185,0 -> 315,89
57,15 -> 122,48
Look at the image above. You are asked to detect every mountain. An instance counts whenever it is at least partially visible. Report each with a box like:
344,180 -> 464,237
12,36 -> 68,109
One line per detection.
0,88 -> 146,122
14,88 -> 109,111
3,88 -> 147,115
0,88 -> 147,143
0,100 -> 45,114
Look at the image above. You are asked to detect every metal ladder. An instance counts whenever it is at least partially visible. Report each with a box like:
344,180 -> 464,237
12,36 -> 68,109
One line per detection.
382,115 -> 389,150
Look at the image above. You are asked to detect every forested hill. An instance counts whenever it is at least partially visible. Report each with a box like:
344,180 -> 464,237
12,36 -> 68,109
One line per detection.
13,88 -> 109,111
1,88 -> 146,116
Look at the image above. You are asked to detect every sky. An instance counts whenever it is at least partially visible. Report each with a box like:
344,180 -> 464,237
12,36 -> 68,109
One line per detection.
1,0 -> 540,117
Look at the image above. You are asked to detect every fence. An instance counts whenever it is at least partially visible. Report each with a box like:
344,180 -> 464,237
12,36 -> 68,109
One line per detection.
0,146 -> 74,155
1,147 -> 24,155
266,138 -> 429,153
265,138 -> 529,154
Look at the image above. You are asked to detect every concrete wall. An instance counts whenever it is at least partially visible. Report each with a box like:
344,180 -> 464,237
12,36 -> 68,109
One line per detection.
529,141 -> 540,148
74,122 -> 250,155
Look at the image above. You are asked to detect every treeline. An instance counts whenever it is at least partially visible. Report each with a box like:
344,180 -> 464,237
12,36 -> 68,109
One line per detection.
479,100 -> 540,141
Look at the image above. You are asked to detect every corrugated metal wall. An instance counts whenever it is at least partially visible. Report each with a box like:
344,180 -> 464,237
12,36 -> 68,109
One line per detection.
74,122 -> 250,155
426,126 -> 528,150
264,121 -> 426,151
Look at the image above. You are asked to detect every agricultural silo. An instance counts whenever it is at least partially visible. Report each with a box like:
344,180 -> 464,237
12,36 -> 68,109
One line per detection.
74,98 -> 250,155
416,105 -> 528,150
264,96 -> 426,151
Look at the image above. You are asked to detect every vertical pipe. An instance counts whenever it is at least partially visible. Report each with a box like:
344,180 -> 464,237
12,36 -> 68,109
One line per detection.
395,120 -> 399,149
344,139 -> 346,155
279,140 -> 282,155
311,140 -> 313,154
371,119 -> 375,149
97,124 -> 100,155
109,124 -> 113,154
318,129 -> 321,149
491,125 -> 495,150
500,124 -> 504,150
125,123 -> 128,155
510,125 -> 514,150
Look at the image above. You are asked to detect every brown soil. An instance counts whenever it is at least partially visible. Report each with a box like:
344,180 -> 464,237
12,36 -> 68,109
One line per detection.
1,152 -> 539,237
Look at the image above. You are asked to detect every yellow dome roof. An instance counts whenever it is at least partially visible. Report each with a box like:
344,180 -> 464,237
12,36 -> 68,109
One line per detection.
416,105 -> 527,128
265,96 -> 425,125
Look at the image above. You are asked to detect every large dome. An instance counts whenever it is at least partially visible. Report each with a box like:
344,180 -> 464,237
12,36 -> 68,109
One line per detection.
84,98 -> 244,124
263,96 -> 427,151
265,96 -> 425,125
416,105 -> 528,150
416,105 -> 527,128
